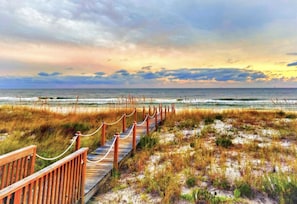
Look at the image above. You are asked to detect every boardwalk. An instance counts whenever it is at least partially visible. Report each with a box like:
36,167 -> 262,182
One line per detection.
84,115 -> 161,202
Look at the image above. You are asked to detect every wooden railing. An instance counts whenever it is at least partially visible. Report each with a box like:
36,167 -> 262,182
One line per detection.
0,148 -> 88,204
0,145 -> 36,190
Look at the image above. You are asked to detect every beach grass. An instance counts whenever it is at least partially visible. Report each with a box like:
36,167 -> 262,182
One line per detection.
0,105 -> 137,170
92,108 -> 297,203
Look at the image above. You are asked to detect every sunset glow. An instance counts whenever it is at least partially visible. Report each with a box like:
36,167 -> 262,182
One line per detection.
0,0 -> 297,88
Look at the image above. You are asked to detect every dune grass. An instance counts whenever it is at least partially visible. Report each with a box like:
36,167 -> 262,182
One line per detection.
0,105 -> 139,170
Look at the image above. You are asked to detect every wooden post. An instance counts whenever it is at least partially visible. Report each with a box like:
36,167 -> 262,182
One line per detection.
134,108 -> 137,122
160,105 -> 163,121
30,146 -> 37,174
172,104 -> 176,114
75,131 -> 81,151
101,122 -> 106,146
133,121 -> 137,154
81,149 -> 88,203
165,106 -> 167,119
114,133 -> 120,170
149,106 -> 151,115
167,106 -> 169,114
142,106 -> 145,120
155,109 -> 158,131
146,114 -> 149,135
122,114 -> 126,133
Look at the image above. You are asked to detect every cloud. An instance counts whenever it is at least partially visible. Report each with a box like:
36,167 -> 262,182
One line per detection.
287,62 -> 297,67
94,72 -> 106,76
38,72 -> 61,77
141,66 -> 152,71
1,0 -> 296,49
0,68 -> 272,89
287,53 -> 297,56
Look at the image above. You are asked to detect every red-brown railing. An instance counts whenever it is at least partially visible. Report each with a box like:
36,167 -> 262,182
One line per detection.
0,145 -> 36,190
0,147 -> 88,204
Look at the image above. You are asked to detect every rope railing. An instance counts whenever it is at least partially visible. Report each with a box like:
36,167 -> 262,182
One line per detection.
148,110 -> 157,119
137,114 -> 149,126
126,109 -> 136,117
86,136 -> 117,164
36,136 -> 78,161
120,123 -> 135,140
80,123 -> 104,137
105,114 -> 126,126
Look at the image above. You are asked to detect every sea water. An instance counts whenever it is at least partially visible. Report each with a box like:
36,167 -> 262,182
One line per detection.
0,88 -> 297,111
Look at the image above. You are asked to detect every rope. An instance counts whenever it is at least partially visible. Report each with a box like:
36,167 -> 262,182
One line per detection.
148,111 -> 157,119
105,114 -> 125,126
120,124 -> 135,140
137,115 -> 149,126
36,136 -> 78,161
126,109 -> 136,117
80,123 -> 104,137
87,136 -> 117,164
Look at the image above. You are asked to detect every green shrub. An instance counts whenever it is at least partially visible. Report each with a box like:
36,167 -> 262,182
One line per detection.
139,135 -> 158,149
204,117 -> 214,125
213,177 -> 230,190
233,188 -> 241,198
192,188 -> 220,204
186,176 -> 197,187
235,182 -> 253,198
215,114 -> 223,121
215,136 -> 232,148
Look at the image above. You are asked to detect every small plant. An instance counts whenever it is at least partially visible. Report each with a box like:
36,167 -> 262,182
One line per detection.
139,134 -> 158,149
213,177 -> 230,190
215,114 -> 223,121
215,136 -> 232,148
235,181 -> 253,198
204,117 -> 214,125
192,188 -> 219,204
233,188 -> 241,198
186,176 -> 197,187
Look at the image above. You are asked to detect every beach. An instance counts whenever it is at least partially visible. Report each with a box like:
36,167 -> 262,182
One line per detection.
1,91 -> 297,203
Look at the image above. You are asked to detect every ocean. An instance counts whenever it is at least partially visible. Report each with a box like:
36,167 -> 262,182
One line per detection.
0,88 -> 297,111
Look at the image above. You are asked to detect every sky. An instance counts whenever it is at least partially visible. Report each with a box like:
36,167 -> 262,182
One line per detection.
0,0 -> 297,88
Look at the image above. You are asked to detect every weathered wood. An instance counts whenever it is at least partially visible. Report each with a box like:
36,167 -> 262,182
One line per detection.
0,145 -> 36,190
0,148 -> 88,204
101,123 -> 106,146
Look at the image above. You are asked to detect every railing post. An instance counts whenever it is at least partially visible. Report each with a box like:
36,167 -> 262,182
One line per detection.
146,114 -> 149,135
134,108 -> 137,122
75,131 -> 81,151
133,121 -> 137,154
167,106 -> 169,114
142,106 -> 145,120
30,146 -> 37,174
81,149 -> 88,203
122,114 -> 126,133
155,109 -> 158,131
172,104 -> 176,114
101,122 -> 106,146
160,105 -> 163,121
114,133 -> 120,170
165,106 -> 167,119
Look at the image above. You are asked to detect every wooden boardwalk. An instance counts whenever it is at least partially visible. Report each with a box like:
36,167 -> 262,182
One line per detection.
84,116 -> 161,203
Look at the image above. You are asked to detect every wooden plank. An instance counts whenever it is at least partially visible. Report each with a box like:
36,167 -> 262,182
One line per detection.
0,146 -> 36,166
